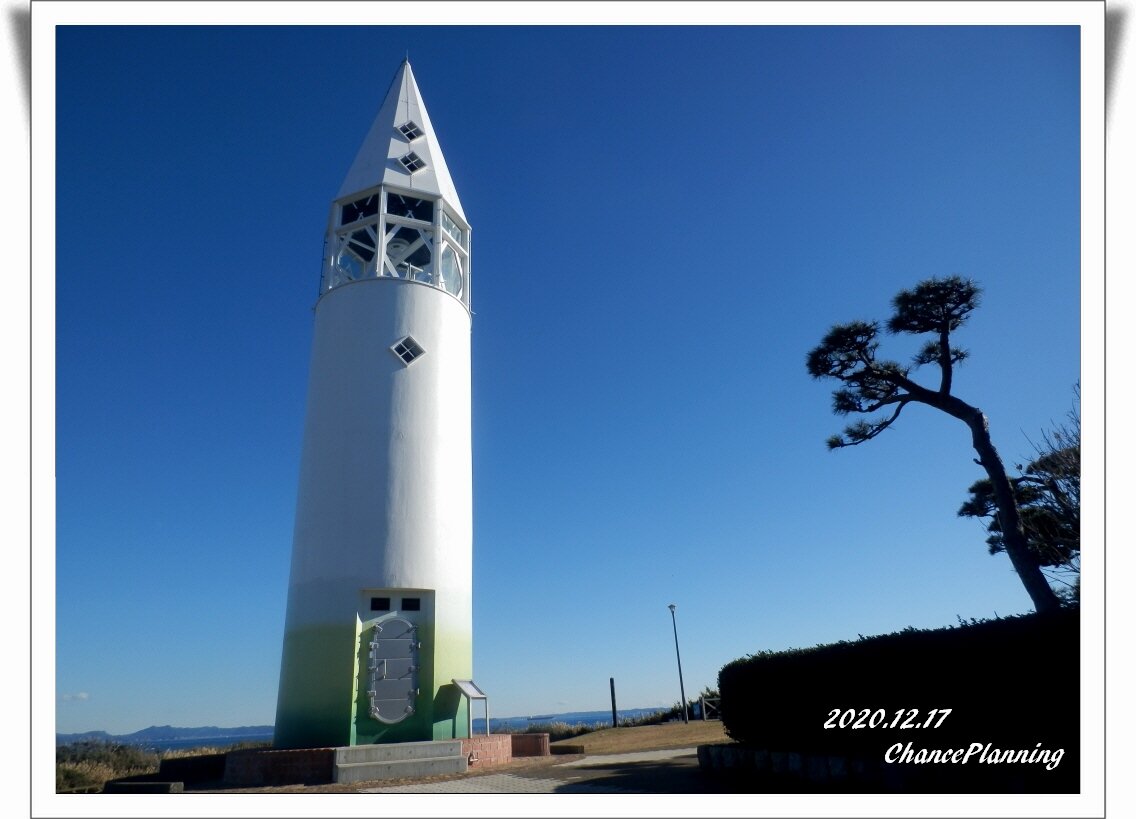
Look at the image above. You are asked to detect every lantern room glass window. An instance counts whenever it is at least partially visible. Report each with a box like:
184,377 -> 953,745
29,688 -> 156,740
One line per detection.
329,223 -> 379,285
384,222 -> 433,282
439,244 -> 463,297
387,192 -> 433,222
341,193 -> 379,225
441,210 -> 466,248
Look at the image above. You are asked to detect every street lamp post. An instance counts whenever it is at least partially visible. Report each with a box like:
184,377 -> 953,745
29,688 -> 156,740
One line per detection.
668,603 -> 688,724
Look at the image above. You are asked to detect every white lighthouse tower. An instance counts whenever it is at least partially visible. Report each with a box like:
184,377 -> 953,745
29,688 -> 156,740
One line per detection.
275,61 -> 474,749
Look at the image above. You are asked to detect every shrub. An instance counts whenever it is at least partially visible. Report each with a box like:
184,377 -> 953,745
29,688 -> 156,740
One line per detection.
718,610 -> 1078,762
627,688 -> 718,725
618,709 -> 670,727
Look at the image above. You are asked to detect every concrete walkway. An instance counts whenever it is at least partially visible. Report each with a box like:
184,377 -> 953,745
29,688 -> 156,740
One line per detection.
359,748 -> 702,794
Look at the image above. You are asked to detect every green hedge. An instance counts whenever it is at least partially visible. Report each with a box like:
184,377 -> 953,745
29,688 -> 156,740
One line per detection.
717,610 -> 1079,790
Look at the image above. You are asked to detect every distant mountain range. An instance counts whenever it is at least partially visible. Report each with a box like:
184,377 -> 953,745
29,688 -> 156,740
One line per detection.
56,724 -> 274,746
57,707 -> 670,747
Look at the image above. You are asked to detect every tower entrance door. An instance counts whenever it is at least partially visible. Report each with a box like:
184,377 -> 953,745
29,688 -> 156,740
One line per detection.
367,617 -> 419,724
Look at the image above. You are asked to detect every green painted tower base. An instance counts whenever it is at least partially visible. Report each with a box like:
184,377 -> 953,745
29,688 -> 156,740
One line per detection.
274,614 -> 471,750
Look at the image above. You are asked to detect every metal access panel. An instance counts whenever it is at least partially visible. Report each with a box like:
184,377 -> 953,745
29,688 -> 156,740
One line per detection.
367,617 -> 420,724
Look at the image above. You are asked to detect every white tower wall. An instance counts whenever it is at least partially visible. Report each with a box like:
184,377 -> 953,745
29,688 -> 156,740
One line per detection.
288,278 -> 472,623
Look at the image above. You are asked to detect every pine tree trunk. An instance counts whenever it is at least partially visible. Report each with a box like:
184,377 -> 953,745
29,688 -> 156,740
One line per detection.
965,409 -> 1062,613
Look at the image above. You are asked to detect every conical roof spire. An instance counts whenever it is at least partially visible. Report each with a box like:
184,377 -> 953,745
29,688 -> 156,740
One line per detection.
337,61 -> 466,222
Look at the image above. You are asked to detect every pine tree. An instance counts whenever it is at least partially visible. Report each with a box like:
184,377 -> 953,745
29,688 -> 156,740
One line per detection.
806,276 -> 1061,613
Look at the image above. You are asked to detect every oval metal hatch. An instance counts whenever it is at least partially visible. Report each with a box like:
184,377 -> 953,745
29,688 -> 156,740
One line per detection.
366,617 -> 419,724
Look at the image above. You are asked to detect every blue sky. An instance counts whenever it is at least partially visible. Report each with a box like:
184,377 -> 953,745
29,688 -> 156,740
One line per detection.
45,17 -> 1092,740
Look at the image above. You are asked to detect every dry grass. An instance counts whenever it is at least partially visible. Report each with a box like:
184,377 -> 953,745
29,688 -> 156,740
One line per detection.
550,720 -> 729,755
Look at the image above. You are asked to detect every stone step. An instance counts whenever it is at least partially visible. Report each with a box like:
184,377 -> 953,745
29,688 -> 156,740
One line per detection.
334,754 -> 468,784
335,739 -> 464,765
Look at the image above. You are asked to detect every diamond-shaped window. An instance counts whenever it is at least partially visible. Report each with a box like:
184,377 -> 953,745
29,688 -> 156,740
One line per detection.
398,121 -> 424,140
391,336 -> 425,365
398,152 -> 426,173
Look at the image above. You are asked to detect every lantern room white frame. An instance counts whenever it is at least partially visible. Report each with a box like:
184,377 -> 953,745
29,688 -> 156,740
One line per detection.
322,184 -> 471,310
